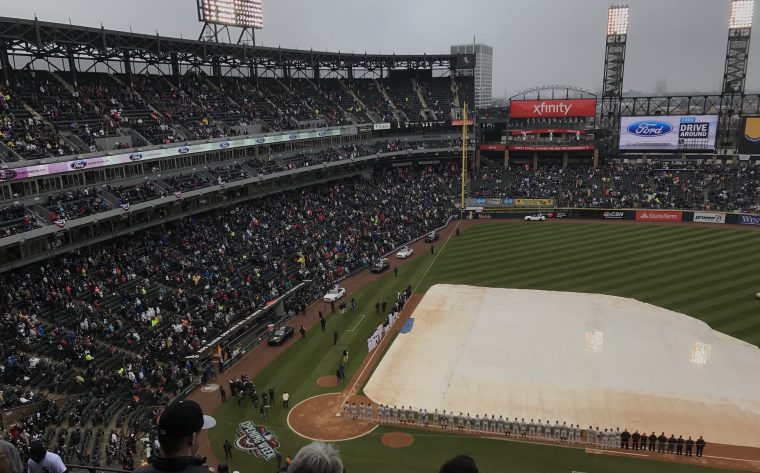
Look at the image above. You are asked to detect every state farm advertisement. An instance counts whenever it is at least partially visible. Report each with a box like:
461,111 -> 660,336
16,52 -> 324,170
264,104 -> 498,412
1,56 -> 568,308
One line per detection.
635,210 -> 683,222
509,99 -> 597,118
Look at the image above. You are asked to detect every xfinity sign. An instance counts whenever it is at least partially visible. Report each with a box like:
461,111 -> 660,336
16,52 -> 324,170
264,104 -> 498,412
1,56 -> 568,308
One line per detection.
533,102 -> 573,116
510,99 -> 596,118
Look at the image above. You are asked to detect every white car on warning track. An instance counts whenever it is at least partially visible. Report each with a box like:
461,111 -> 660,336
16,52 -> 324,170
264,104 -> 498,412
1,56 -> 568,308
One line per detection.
323,285 -> 346,303
524,213 -> 547,221
396,246 -> 414,259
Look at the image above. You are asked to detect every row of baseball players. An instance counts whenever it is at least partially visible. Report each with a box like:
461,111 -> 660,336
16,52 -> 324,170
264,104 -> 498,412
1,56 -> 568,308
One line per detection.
342,402 -> 629,447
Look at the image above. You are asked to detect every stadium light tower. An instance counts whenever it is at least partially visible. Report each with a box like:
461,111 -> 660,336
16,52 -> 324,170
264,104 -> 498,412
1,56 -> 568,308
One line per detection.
600,5 -> 629,129
723,0 -> 754,94
197,0 -> 264,45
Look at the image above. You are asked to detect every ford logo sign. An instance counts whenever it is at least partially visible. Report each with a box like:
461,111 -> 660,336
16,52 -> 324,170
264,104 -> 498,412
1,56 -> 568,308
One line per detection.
177,146 -> 190,154
0,169 -> 17,181
318,131 -> 327,137
129,153 -> 143,161
255,138 -> 266,144
288,134 -> 298,140
627,121 -> 673,137
70,160 -> 87,170
476,198 -> 486,205
219,141 -> 230,149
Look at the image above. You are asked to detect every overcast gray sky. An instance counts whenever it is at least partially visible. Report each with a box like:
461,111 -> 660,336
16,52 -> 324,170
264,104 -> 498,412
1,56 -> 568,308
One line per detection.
3,0 -> 760,97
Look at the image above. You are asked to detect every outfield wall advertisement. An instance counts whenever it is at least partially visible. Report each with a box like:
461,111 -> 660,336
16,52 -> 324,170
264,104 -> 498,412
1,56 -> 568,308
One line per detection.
619,115 -> 718,152
738,215 -> 760,226
693,212 -> 726,224
635,210 -> 683,222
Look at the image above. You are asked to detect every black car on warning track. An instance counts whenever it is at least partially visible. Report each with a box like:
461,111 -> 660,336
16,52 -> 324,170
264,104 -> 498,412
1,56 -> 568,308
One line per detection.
268,325 -> 294,346
371,258 -> 390,273
424,231 -> 439,242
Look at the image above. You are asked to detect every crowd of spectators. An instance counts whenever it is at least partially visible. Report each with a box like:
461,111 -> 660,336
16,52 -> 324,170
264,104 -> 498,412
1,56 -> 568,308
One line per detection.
45,187 -> 112,222
0,169 -> 452,468
470,161 -> 760,212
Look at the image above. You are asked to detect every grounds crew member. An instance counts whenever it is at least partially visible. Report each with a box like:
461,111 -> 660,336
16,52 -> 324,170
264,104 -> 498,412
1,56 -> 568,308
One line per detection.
134,400 -> 216,473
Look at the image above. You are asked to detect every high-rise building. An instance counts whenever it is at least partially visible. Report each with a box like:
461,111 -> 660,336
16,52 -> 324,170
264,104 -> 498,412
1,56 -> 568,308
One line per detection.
450,43 -> 493,109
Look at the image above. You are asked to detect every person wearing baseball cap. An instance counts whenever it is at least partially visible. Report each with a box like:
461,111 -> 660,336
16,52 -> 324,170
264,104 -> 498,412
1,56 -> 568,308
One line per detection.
135,400 -> 216,473
27,441 -> 67,473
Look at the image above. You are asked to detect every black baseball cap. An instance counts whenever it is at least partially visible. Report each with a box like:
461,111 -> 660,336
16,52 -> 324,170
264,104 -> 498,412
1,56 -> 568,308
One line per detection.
158,400 -> 216,437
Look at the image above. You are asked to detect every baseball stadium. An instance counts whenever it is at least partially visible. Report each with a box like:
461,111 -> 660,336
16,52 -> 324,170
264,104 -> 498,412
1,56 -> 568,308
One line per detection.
1,1 -> 760,473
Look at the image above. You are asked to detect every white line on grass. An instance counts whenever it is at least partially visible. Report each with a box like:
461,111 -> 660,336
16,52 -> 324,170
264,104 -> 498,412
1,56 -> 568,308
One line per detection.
703,455 -> 760,464
345,314 -> 366,332
413,220 -> 461,293
342,220 -> 462,406
585,448 -> 649,457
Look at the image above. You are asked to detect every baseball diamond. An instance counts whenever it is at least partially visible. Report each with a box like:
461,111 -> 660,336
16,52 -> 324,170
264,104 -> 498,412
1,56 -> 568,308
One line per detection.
4,2 -> 760,473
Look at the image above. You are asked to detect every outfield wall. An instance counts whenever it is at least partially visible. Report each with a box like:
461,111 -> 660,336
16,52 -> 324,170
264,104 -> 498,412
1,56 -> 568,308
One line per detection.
461,207 -> 760,226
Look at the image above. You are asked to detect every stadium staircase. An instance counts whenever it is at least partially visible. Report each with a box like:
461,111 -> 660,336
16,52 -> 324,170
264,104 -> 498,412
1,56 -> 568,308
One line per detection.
411,78 -> 435,120
374,79 -> 408,123
0,140 -> 22,162
450,77 -> 460,108
340,80 -> 380,123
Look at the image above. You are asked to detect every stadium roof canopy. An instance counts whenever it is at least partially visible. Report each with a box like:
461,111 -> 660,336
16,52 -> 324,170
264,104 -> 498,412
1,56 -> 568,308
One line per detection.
0,16 -> 473,77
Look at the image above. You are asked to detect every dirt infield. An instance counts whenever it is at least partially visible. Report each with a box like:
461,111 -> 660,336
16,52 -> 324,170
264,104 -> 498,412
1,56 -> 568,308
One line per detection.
189,218 -> 760,471
286,393 -> 377,441
317,375 -> 338,387
381,432 -> 415,448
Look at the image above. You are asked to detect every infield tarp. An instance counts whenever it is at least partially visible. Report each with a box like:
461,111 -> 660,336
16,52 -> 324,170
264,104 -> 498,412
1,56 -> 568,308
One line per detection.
364,284 -> 760,447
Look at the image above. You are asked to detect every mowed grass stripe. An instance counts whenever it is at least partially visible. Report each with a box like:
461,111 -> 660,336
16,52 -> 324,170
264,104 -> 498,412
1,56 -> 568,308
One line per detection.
479,230 -> 753,292
437,226 -> 712,285
423,223 -> 760,346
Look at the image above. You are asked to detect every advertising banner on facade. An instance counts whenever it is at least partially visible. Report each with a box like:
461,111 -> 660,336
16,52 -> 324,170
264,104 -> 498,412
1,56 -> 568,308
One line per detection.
468,197 -> 555,208
0,128 -> 344,182
602,211 -> 625,219
635,210 -> 683,222
451,119 -> 474,126
508,145 -> 595,152
692,212 -> 726,224
738,214 -> 760,226
373,123 -> 391,130
619,115 -> 718,152
737,116 -> 760,154
509,99 -> 597,118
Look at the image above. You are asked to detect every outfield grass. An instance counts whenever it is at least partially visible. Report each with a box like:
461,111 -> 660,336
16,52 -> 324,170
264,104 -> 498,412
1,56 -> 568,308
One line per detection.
207,222 -> 760,473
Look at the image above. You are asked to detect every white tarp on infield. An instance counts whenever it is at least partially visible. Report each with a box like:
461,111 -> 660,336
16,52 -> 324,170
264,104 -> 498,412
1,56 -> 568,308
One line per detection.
364,284 -> 760,447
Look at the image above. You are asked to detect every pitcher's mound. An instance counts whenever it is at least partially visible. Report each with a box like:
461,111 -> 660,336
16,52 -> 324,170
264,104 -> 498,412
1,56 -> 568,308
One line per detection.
317,376 -> 338,387
381,432 -> 414,448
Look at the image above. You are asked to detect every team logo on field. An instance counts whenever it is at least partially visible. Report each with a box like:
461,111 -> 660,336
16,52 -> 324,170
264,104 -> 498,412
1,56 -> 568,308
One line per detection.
235,421 -> 280,460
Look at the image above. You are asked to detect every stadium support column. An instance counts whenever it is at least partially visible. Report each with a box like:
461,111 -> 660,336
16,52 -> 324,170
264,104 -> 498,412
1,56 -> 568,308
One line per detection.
600,5 -> 629,150
593,149 -> 599,169
123,50 -> 132,84
475,148 -> 481,171
562,152 -> 568,168
504,149 -> 509,168
533,153 -> 538,170
720,0 -> 754,152
0,40 -> 10,87
171,53 -> 180,77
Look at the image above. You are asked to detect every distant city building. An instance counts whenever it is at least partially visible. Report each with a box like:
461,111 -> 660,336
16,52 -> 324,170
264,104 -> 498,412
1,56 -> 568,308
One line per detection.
451,43 -> 493,109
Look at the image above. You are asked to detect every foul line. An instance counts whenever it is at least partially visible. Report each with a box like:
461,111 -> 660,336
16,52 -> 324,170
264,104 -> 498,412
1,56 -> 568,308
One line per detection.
586,448 -> 649,457
703,454 -> 760,464
345,314 -> 366,332
341,220 -> 462,407
413,219 -> 461,293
